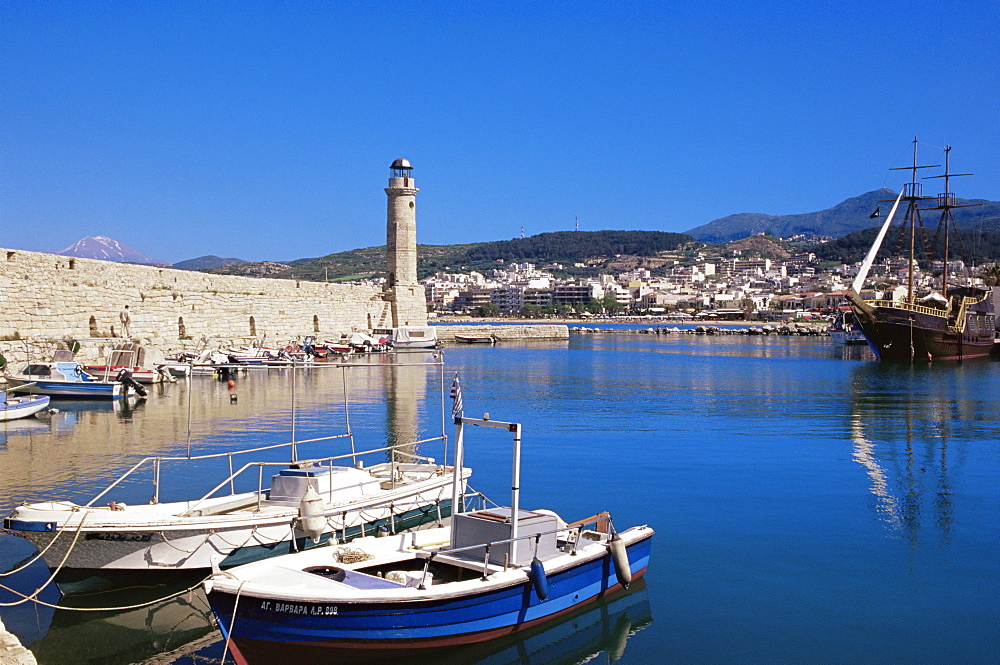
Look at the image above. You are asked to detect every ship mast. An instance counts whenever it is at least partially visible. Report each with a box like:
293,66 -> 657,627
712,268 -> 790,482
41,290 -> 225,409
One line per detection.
889,137 -> 937,304
923,145 -> 974,300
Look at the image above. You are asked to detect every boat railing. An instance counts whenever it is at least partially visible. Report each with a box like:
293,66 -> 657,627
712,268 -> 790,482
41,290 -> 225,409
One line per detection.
865,299 -> 948,318
85,433 -> 447,509
180,438 -> 451,517
3,382 -> 36,393
414,511 -> 619,587
866,293 -> 986,330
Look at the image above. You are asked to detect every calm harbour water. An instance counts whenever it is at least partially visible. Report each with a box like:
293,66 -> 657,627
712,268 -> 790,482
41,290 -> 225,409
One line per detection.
1,329 -> 998,664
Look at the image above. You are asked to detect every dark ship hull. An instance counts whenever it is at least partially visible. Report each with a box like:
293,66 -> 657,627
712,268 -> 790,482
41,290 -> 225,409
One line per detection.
849,288 -> 995,361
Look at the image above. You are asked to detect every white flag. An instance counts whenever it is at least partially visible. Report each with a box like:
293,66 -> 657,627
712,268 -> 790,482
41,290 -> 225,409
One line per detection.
450,373 -> 463,419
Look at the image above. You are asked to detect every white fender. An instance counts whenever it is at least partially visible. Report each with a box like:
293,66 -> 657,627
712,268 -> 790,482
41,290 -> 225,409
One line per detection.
298,485 -> 325,544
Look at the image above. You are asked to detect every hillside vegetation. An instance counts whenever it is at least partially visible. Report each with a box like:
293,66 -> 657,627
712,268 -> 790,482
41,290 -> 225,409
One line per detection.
206,231 -> 698,281
201,224 -> 1000,282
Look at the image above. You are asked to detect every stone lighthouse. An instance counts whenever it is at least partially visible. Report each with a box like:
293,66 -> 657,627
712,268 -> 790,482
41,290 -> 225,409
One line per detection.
384,158 -> 427,327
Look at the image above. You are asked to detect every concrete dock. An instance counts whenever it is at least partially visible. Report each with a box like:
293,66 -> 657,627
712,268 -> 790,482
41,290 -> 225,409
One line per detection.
0,617 -> 36,665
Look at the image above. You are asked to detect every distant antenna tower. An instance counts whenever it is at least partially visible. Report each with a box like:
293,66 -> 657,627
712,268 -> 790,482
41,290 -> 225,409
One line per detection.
520,226 -> 524,238
575,216 -> 579,232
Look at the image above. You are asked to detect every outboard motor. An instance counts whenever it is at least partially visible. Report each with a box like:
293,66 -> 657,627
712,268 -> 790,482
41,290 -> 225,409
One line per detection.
115,369 -> 147,397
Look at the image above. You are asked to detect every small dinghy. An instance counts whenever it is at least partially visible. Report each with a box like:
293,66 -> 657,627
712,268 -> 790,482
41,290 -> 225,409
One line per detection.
454,333 -> 498,344
0,391 -> 51,421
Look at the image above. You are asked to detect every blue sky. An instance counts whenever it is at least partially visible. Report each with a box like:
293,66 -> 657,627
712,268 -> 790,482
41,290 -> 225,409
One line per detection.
3,1 -> 998,264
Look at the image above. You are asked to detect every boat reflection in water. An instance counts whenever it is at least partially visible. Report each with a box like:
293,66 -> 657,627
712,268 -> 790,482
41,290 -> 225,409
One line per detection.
213,578 -> 652,665
22,576 -> 650,665
0,398 -> 143,448
425,579 -> 652,665
26,574 -> 216,665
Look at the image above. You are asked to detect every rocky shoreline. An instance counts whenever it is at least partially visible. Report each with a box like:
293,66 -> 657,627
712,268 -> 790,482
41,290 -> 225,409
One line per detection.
433,317 -> 831,337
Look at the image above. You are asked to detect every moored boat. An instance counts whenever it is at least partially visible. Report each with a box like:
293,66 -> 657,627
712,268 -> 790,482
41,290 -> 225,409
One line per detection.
83,341 -> 168,384
0,391 -> 51,421
204,415 -> 653,658
846,140 -> 996,361
374,326 -> 439,350
828,309 -> 867,345
4,351 -> 140,399
3,359 -> 468,584
4,457 -> 469,576
455,333 -> 499,344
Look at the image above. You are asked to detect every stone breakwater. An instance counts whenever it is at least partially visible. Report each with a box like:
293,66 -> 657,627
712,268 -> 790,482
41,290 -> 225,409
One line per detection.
570,322 -> 830,336
0,247 -> 395,364
434,324 -> 569,342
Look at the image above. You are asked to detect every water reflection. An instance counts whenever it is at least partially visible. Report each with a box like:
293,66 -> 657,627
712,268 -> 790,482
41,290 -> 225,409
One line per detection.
846,362 -> 990,546
382,352 -> 435,462
27,575 -> 215,665
424,580 -> 652,665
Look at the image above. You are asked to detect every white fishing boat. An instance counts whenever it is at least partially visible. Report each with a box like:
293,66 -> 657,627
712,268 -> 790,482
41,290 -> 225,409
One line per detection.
204,416 -> 653,659
374,326 -> 439,350
3,360 -> 469,581
0,391 -> 51,421
5,456 -> 469,575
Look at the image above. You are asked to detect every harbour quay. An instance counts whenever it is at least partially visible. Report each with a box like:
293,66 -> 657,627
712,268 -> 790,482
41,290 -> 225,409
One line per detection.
569,322 -> 830,336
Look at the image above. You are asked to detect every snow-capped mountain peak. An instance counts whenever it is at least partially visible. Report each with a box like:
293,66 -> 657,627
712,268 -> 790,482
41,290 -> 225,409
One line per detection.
57,236 -> 158,264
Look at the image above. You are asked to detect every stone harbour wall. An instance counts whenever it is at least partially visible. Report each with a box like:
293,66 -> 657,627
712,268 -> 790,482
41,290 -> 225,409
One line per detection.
434,324 -> 569,342
0,247 -> 391,363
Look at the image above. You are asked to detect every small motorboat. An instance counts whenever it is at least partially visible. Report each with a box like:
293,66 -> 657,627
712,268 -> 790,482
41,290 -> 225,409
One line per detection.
0,392 -> 51,421
4,352 -> 140,399
204,416 -> 653,657
455,333 -> 498,344
83,341 -> 168,384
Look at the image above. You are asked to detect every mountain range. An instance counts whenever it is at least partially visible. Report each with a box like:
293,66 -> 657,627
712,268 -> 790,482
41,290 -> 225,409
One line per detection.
52,189 -> 1000,276
684,189 -> 1000,242
58,236 -> 158,264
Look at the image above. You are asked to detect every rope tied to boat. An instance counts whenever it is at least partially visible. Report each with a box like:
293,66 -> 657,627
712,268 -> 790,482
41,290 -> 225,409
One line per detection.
0,575 -> 208,612
0,514 -> 83,579
0,511 -> 89,607
220,580 -> 246,665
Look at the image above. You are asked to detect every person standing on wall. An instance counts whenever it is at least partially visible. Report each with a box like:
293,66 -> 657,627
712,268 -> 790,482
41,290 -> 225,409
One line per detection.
120,305 -> 131,338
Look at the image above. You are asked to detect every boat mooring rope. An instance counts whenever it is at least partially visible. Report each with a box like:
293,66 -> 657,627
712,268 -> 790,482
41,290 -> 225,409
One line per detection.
0,575 -> 208,612
220,581 -> 246,665
0,512 -> 88,607
0,515 -> 81,579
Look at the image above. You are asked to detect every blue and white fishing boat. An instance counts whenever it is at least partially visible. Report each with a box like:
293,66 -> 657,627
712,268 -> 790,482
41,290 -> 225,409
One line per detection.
204,416 -> 654,660
4,352 -> 140,399
0,391 -> 51,421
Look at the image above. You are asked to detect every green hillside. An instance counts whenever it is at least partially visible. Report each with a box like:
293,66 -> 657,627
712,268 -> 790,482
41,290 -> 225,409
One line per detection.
205,231 -> 698,281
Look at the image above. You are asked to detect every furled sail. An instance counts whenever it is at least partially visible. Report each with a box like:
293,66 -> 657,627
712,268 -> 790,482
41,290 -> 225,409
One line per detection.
851,190 -> 905,294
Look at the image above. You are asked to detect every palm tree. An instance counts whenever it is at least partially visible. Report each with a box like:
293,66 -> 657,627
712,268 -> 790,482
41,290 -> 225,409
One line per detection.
980,263 -> 1000,287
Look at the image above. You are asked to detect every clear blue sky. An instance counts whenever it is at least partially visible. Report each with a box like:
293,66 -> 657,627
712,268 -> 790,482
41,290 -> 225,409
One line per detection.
3,1 -> 998,264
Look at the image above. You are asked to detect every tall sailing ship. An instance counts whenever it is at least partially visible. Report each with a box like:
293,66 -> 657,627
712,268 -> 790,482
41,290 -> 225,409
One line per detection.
846,139 -> 995,361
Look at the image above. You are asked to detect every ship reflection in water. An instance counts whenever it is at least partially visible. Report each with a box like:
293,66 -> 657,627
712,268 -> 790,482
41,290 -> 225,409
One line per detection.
848,362 -> 970,546
25,577 -> 650,665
